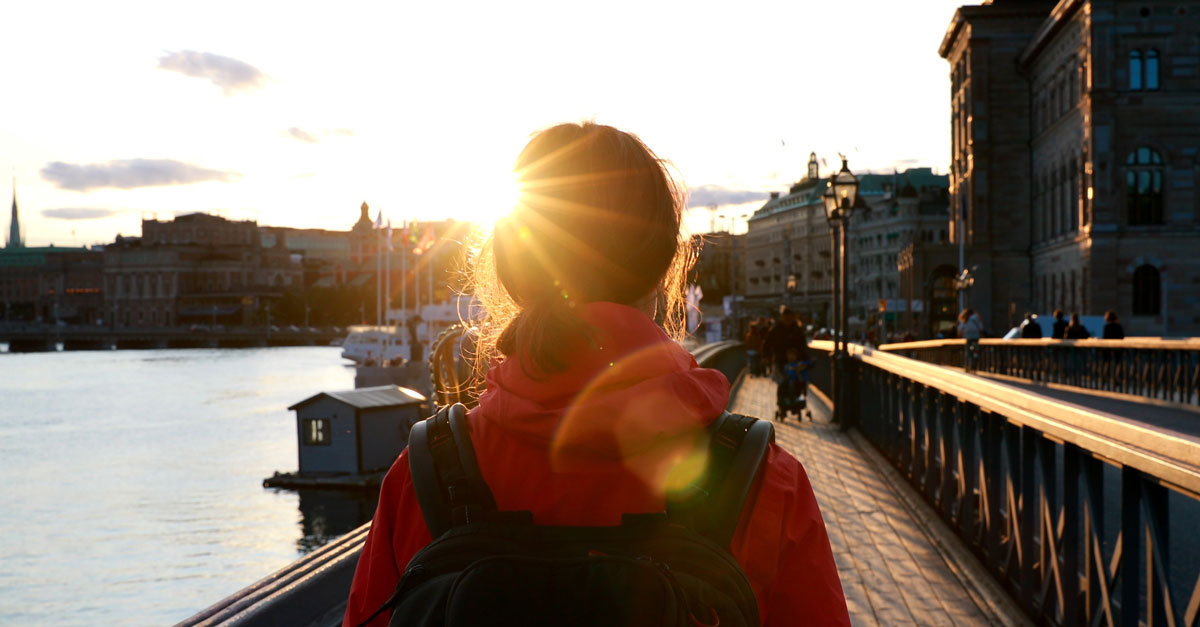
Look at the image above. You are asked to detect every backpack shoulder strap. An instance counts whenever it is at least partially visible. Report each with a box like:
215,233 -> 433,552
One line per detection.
408,403 -> 498,538
668,412 -> 775,548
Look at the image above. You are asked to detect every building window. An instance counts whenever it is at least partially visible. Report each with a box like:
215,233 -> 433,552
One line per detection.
1146,49 -> 1160,90
1132,265 -> 1161,316
1126,147 -> 1164,225
1130,50 -> 1143,90
303,418 -> 332,446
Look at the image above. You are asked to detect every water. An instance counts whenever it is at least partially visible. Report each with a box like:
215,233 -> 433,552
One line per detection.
0,347 -> 378,626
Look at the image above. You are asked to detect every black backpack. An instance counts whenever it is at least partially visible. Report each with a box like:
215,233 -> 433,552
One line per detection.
360,403 -> 774,627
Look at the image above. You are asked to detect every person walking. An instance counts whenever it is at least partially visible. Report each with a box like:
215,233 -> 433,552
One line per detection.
744,319 -> 765,376
343,123 -> 848,626
1051,309 -> 1068,339
958,308 -> 984,372
1102,310 -> 1125,339
1019,312 -> 1043,338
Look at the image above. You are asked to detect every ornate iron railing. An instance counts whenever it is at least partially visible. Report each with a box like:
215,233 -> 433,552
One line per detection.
880,338 -> 1200,407
831,341 -> 1200,627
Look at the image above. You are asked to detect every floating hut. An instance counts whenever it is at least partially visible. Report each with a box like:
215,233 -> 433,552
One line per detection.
264,385 -> 426,489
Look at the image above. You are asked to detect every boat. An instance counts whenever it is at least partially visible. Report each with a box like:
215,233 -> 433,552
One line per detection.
339,299 -> 483,366
338,326 -> 410,365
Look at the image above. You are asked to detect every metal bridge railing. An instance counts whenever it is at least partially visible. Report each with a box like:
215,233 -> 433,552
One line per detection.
840,342 -> 1200,627
880,338 -> 1200,407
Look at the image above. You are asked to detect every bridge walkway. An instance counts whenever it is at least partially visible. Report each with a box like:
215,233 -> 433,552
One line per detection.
730,374 -> 1027,626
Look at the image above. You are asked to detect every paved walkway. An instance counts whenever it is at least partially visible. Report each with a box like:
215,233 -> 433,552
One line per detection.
730,375 -> 1027,626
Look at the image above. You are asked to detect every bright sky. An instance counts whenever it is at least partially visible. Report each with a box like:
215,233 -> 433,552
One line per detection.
1,0 -> 977,247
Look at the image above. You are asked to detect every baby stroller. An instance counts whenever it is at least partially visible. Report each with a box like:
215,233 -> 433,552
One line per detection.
775,359 -> 815,422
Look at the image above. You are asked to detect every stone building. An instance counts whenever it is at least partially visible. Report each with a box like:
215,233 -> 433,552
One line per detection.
940,0 -> 1200,336
849,177 -> 952,338
744,154 -> 837,326
745,153 -> 950,335
0,247 -> 104,324
103,213 -> 302,327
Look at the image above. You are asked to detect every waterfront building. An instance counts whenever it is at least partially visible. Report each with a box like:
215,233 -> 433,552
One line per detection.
939,0 -> 1200,336
847,171 -> 951,339
745,153 -> 950,335
0,246 -> 104,324
103,213 -> 302,327
744,154 -> 836,326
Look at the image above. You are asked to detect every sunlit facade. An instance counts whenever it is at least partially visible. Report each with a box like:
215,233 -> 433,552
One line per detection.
941,0 -> 1200,336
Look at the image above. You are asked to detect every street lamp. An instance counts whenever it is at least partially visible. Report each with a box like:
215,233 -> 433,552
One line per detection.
823,157 -> 860,425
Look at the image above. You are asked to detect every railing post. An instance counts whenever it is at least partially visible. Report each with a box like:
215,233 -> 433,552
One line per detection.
1082,454 -> 1106,625
1119,466 -> 1141,627
1143,480 -> 1170,627
959,403 -> 979,542
1062,443 -> 1081,626
1020,426 -> 1038,613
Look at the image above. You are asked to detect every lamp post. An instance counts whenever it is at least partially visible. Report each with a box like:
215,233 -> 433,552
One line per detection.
823,157 -> 860,425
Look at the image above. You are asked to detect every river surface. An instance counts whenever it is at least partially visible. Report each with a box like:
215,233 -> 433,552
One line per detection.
0,347 -> 378,626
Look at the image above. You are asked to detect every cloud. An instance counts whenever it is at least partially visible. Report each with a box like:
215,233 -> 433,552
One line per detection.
333,128 -> 355,137
41,159 -> 241,191
686,185 -> 770,208
41,208 -> 127,220
158,50 -> 265,95
287,127 -> 319,143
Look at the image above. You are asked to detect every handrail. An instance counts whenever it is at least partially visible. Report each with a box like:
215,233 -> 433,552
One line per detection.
842,341 -> 1200,625
881,337 -> 1200,351
852,343 -> 1200,496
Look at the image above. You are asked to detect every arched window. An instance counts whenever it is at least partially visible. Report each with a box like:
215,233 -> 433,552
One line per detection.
1132,264 -> 1161,315
1126,147 -> 1164,225
1130,50 -> 1143,90
1146,49 -> 1160,90
1069,160 -> 1079,232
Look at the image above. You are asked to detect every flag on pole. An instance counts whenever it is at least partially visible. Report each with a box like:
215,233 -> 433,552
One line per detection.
386,219 -> 394,251
374,209 -> 383,229
412,225 -> 436,255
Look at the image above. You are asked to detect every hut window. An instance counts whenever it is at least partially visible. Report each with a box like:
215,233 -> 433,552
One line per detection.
303,418 -> 332,446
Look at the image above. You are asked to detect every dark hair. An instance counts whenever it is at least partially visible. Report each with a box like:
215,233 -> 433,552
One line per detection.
1054,309 -> 1064,319
958,308 -> 975,322
472,122 -> 692,375
1104,309 -> 1119,323
1069,313 -> 1081,325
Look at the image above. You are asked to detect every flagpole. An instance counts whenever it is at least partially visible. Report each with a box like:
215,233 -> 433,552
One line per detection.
401,220 -> 408,353
385,220 -> 391,360
375,216 -> 382,330
427,241 -> 433,346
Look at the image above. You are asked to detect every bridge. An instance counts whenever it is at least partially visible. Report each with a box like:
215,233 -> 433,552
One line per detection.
179,338 -> 1200,627
0,324 -> 343,352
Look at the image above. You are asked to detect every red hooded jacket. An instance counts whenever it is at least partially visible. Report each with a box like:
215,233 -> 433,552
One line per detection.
344,303 -> 849,626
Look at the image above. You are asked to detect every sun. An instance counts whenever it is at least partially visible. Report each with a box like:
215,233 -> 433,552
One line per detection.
463,168 -> 522,234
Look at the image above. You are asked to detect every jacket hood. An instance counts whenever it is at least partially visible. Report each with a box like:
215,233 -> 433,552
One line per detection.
475,302 -> 730,476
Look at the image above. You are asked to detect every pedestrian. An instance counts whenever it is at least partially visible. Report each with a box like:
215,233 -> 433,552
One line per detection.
1066,313 -> 1090,339
958,307 -> 984,372
1019,312 -> 1043,338
1102,309 -> 1125,339
343,122 -> 849,626
744,319 -> 765,376
763,307 -> 811,409
1051,309 -> 1068,339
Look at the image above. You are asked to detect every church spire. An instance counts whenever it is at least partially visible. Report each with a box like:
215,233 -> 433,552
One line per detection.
6,176 -> 23,249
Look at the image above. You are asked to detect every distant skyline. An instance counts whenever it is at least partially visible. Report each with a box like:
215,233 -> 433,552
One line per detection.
2,0 -> 977,247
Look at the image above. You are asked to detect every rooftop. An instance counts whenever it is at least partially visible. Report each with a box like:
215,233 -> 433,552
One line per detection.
288,385 -> 426,411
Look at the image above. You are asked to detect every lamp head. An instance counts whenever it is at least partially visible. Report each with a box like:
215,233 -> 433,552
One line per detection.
833,157 -> 859,216
822,181 -> 839,223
